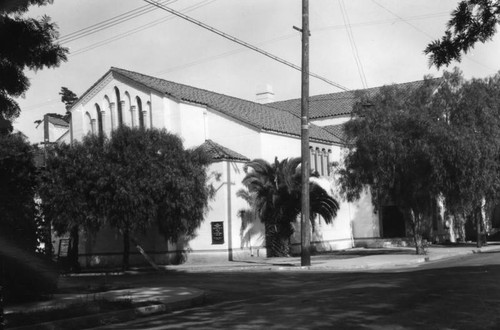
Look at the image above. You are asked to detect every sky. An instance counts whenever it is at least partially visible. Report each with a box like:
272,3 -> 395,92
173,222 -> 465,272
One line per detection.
13,0 -> 500,142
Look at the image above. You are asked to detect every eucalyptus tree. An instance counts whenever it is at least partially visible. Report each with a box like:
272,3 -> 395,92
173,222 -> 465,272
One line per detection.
339,78 -> 447,254
341,70 -> 500,252
242,157 -> 339,257
437,72 -> 500,246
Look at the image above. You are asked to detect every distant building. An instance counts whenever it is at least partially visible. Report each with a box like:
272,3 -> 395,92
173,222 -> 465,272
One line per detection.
34,113 -> 71,145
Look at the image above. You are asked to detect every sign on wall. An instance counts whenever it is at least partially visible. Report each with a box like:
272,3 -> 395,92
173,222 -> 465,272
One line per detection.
211,221 -> 224,244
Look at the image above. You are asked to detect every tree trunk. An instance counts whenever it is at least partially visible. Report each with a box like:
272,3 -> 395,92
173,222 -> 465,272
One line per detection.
409,210 -> 425,255
122,227 -> 130,271
476,205 -> 483,248
69,226 -> 80,272
265,223 -> 290,257
45,220 -> 53,259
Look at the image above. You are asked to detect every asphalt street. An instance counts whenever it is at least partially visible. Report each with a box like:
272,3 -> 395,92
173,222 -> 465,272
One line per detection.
82,251 -> 500,329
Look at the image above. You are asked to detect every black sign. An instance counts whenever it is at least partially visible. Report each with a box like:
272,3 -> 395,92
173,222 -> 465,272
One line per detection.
211,222 -> 224,244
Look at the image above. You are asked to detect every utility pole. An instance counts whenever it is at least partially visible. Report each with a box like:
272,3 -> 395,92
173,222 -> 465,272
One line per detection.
300,0 -> 311,267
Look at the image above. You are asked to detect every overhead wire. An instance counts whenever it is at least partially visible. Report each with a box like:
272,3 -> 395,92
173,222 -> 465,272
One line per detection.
58,0 -> 176,44
154,32 -> 300,76
315,12 -> 449,33
142,0 -> 350,91
155,12 -> 450,77
339,0 -> 368,88
70,0 -> 215,57
370,0 -> 493,71
21,7 -> 452,111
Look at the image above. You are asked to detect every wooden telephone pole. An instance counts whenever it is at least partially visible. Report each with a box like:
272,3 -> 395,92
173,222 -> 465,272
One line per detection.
300,0 -> 311,267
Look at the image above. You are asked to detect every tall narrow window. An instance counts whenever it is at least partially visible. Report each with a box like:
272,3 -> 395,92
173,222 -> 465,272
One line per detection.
147,101 -> 152,128
104,95 -> 113,129
115,87 -> 123,127
125,91 -> 132,127
95,104 -> 103,138
137,96 -> 144,129
85,112 -> 93,135
321,148 -> 326,176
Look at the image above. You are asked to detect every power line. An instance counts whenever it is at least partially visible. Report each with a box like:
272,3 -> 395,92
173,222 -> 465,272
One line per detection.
21,8 -> 454,111
58,0 -> 176,44
142,0 -> 350,91
370,0 -> 494,71
371,0 -> 433,39
154,32 -> 300,76
315,12 -> 449,33
70,0 -> 215,57
339,0 -> 368,88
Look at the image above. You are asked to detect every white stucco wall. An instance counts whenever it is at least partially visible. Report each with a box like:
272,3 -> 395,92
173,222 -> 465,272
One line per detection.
186,160 -> 265,262
72,76 -> 156,141
179,103 -> 206,148
207,110 -> 262,160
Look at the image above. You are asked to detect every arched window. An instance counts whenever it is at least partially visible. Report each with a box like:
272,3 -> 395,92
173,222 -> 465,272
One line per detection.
95,103 -> 103,138
137,96 -> 144,129
124,91 -> 132,127
115,87 -> 123,127
104,95 -> 113,129
85,112 -> 93,135
147,101 -> 152,128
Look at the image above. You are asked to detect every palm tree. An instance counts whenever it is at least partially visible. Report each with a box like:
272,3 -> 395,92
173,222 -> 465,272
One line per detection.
242,157 -> 339,257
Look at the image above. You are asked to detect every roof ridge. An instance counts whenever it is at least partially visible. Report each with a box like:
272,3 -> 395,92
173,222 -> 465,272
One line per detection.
269,77 -> 441,104
110,67 -> 299,117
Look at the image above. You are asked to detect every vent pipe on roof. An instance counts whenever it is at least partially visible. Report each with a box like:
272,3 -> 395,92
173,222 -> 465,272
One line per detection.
255,84 -> 275,104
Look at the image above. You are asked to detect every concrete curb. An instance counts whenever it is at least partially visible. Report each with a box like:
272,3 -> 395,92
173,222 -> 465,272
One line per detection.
8,290 -> 205,330
238,245 -> 500,272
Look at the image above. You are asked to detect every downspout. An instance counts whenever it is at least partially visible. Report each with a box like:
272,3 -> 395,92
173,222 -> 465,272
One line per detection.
227,161 -> 233,261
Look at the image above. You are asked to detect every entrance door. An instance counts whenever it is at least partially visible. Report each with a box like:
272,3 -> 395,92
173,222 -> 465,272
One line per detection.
382,206 -> 406,238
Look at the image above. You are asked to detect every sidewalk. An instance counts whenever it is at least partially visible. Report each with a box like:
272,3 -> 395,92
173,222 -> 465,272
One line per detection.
164,243 -> 500,272
5,287 -> 205,329
5,243 -> 500,329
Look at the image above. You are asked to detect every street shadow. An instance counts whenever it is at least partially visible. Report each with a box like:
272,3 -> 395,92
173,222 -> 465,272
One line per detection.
87,262 -> 500,329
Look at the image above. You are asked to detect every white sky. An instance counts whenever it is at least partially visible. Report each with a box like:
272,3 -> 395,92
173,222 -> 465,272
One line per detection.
13,0 -> 500,142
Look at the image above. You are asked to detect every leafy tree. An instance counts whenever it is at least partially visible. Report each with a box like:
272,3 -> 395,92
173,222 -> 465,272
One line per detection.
39,127 -> 213,270
0,0 -> 67,121
0,133 -> 38,251
339,78 -> 448,254
425,0 -> 500,68
59,87 -> 78,111
106,127 -> 213,269
38,134 -> 108,270
341,70 -> 500,251
242,157 -> 339,257
437,71 -> 500,246
0,114 -> 13,135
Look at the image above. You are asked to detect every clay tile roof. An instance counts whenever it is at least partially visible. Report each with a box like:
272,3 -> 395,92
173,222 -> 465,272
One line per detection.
323,124 -> 347,144
200,139 -> 249,161
109,67 -> 338,144
268,80 -> 437,120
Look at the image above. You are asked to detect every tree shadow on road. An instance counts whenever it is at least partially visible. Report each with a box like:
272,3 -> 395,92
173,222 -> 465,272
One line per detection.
91,262 -> 500,329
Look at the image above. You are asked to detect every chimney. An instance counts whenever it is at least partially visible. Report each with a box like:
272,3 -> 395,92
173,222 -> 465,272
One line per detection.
255,84 -> 275,104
